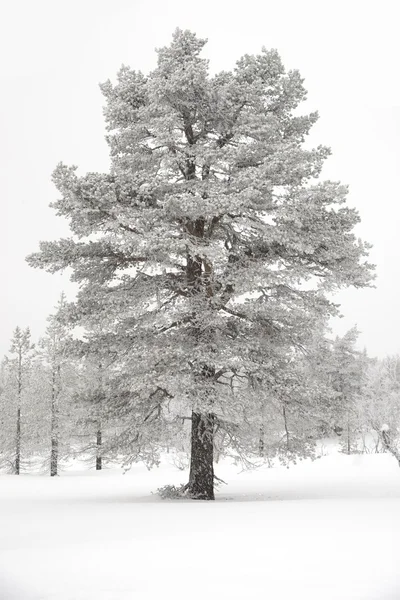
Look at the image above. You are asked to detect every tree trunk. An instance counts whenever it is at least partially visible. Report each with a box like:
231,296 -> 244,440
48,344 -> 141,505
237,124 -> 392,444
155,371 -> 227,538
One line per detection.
50,436 -> 58,477
185,207 -> 214,499
283,403 -> 290,451
96,427 -> 102,470
50,368 -> 59,476
187,412 -> 214,500
15,349 -> 22,475
50,402 -> 58,476
15,407 -> 21,475
346,416 -> 351,455
259,423 -> 265,457
96,364 -> 103,471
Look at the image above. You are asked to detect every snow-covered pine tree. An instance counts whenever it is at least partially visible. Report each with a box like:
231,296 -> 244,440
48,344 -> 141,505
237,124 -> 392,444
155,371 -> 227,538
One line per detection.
71,346 -> 109,471
361,356 -> 400,462
27,29 -> 374,498
253,352 -> 322,464
328,328 -> 370,453
299,322 -> 339,438
3,327 -> 35,474
226,329 -> 337,466
0,359 -> 15,472
36,293 -> 78,475
86,360 -> 105,471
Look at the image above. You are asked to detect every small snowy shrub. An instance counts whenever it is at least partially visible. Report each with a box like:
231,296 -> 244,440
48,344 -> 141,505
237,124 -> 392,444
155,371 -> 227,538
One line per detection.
157,484 -> 188,499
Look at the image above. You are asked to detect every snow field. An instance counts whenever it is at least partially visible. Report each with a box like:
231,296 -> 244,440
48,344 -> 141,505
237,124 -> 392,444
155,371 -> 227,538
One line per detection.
0,452 -> 399,600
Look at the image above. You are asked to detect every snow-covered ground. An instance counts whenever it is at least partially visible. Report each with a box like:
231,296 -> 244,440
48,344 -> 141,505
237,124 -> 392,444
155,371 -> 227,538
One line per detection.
1,449 -> 400,600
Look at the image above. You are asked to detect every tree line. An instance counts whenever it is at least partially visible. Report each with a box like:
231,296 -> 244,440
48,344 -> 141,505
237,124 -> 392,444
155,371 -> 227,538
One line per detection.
1,307 -> 399,479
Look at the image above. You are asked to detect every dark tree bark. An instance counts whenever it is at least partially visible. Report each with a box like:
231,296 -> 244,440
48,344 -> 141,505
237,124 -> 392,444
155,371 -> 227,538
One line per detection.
96,427 -> 102,470
259,423 -> 265,457
50,436 -> 58,476
185,211 -> 216,499
187,412 -> 215,500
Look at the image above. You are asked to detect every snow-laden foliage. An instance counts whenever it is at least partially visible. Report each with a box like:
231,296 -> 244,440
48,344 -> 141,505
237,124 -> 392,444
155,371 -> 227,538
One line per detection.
360,356 -> 400,464
27,30 -> 374,496
0,327 -> 35,473
34,294 -> 81,475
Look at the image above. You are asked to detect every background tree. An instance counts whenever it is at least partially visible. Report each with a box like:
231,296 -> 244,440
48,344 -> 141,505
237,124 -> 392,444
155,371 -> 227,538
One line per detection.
329,328 -> 369,454
36,294 -> 78,475
28,29 -> 374,499
0,358 -> 15,471
3,327 -> 35,474
360,356 -> 400,462
70,347 -> 110,471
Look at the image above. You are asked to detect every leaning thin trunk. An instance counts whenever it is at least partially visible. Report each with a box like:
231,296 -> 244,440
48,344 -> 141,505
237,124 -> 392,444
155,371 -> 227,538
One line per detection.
96,427 -> 102,470
283,403 -> 290,451
187,412 -> 214,500
381,430 -> 400,467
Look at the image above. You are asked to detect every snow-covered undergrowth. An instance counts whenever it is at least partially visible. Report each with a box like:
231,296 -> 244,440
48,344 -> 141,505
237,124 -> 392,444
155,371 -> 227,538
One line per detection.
1,449 -> 399,600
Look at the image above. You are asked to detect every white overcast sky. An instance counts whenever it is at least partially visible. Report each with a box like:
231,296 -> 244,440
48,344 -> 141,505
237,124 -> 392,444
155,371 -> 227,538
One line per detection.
0,0 -> 399,358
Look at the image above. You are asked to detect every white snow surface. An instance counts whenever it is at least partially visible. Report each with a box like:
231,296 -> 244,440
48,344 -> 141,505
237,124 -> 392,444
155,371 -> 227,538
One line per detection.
1,449 -> 400,600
